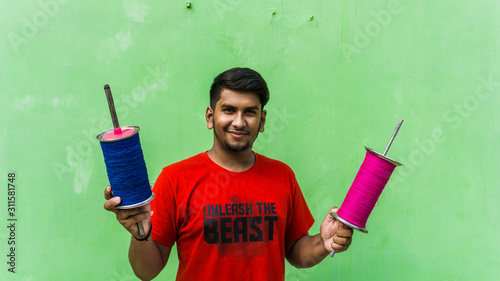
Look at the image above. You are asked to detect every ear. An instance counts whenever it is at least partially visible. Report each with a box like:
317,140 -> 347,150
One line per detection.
206,106 -> 214,129
259,110 -> 267,133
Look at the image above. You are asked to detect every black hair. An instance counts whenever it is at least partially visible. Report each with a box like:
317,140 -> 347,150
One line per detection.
209,67 -> 269,110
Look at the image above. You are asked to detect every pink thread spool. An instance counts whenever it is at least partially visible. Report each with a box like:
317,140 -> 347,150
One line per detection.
330,120 -> 403,257
332,147 -> 402,233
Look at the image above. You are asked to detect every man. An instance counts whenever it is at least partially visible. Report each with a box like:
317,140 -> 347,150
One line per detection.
104,67 -> 353,280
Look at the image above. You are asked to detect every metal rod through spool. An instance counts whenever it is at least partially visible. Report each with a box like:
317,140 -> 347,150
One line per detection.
330,119 -> 404,258
103,84 -> 145,238
383,119 -> 403,156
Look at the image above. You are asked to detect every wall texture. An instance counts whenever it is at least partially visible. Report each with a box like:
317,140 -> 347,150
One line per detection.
1,0 -> 499,280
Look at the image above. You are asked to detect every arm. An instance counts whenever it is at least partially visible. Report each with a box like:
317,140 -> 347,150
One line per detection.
104,186 -> 172,280
128,235 -> 172,280
285,206 -> 353,268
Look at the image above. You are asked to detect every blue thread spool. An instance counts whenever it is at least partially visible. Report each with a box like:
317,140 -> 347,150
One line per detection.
97,126 -> 154,208
97,84 -> 154,237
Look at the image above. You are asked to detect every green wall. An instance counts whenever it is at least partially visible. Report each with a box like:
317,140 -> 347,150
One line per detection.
2,0 -> 499,280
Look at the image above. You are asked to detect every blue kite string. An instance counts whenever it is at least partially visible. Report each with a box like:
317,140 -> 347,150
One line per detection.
100,133 -> 152,207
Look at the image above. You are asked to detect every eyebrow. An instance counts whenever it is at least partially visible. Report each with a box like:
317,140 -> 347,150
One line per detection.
220,104 -> 260,111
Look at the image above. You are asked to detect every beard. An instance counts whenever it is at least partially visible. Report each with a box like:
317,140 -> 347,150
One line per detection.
213,121 -> 262,153
219,136 -> 250,152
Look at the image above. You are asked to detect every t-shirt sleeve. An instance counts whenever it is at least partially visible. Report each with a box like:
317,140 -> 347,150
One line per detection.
285,171 -> 315,243
150,168 -> 178,247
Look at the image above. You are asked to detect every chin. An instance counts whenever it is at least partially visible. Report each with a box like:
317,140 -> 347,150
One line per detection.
225,142 -> 251,153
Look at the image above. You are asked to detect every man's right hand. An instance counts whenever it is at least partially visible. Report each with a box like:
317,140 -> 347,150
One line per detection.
103,185 -> 153,239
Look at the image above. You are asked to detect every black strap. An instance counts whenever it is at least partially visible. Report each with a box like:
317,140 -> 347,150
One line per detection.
133,223 -> 152,241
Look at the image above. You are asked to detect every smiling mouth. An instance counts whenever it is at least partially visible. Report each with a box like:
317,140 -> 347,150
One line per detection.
228,131 -> 248,137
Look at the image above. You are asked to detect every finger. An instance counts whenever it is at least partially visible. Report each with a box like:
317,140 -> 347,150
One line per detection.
140,203 -> 151,212
104,185 -> 113,200
104,196 -> 121,211
333,236 -> 351,246
331,238 -> 352,251
125,204 -> 151,218
123,211 -> 154,233
336,227 -> 354,238
327,206 -> 339,218
325,206 -> 339,225
111,202 -> 150,217
331,242 -> 345,252
132,210 -> 154,224
115,206 -> 146,221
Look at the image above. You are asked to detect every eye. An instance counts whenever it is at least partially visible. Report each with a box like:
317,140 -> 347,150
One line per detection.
222,108 -> 235,113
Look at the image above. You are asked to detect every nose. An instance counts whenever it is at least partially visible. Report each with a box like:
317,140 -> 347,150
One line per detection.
231,111 -> 246,128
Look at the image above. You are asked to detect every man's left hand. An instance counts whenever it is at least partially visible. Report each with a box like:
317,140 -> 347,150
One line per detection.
320,207 -> 353,254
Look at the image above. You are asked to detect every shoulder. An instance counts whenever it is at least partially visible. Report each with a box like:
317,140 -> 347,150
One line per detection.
154,152 -> 209,192
255,153 -> 295,176
164,152 -> 207,169
157,152 -> 209,179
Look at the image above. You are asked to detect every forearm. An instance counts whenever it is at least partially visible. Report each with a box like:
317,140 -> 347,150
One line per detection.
128,238 -> 165,281
286,234 -> 330,269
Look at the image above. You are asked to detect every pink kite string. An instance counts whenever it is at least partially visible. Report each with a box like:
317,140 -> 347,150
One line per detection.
337,151 -> 396,228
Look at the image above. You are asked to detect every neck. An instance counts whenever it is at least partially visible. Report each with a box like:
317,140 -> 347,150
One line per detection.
207,145 -> 256,172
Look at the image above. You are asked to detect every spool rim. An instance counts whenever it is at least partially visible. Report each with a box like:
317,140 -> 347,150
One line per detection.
331,212 -> 368,233
115,193 -> 155,209
96,126 -> 140,143
365,147 -> 403,166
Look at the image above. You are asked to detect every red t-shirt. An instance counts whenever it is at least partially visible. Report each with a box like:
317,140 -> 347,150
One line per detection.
151,152 -> 314,281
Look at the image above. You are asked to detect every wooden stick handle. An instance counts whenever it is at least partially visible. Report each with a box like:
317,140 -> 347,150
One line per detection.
104,84 -> 120,130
